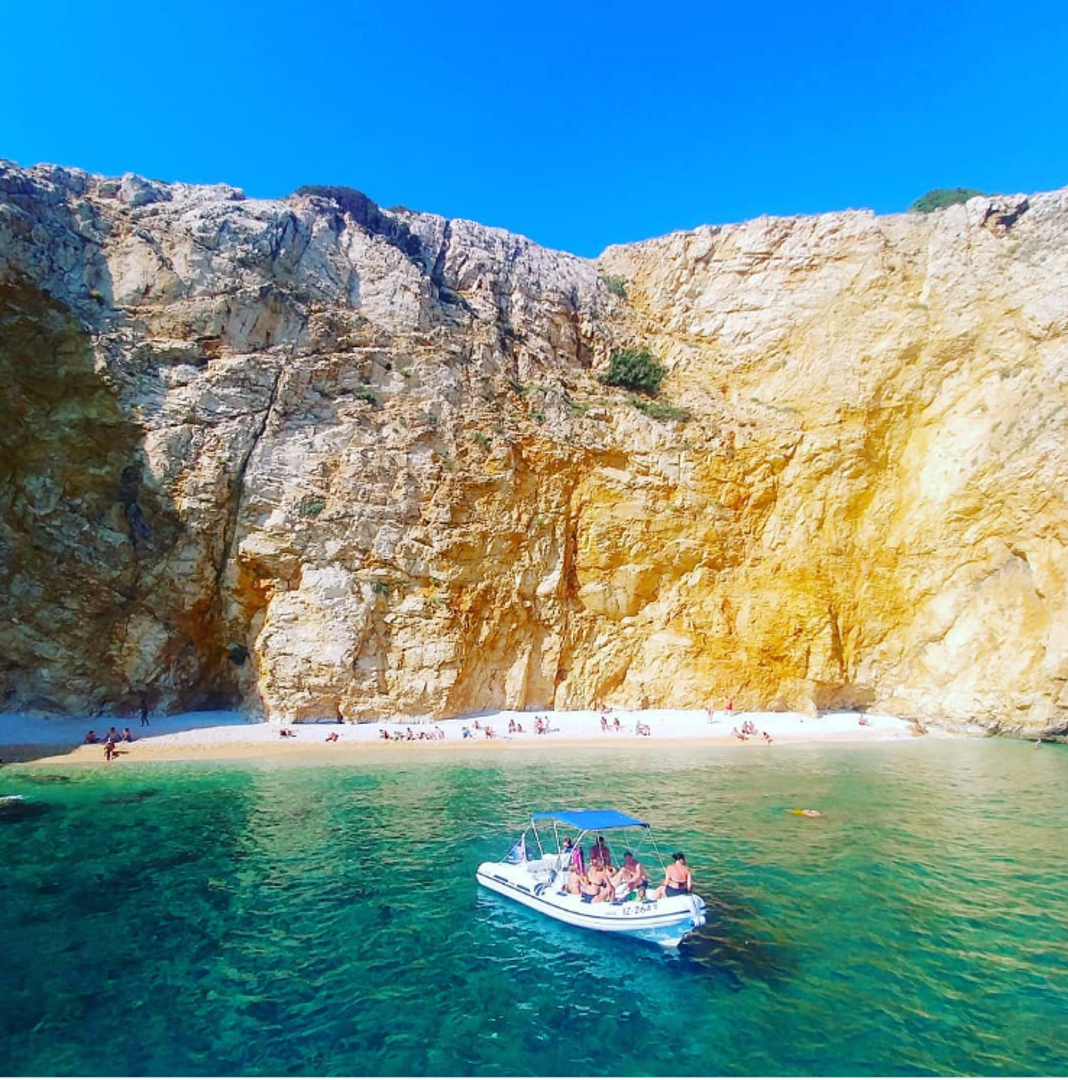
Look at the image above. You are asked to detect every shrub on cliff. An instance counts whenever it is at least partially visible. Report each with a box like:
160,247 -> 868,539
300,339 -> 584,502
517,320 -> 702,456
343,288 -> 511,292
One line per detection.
599,348 -> 665,394
293,184 -> 424,260
600,274 -> 628,299
909,187 -> 986,213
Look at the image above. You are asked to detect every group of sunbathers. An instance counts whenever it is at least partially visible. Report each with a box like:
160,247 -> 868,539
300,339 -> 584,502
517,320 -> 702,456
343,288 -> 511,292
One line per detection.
379,726 -> 446,741
86,727 -> 134,760
557,837 -> 693,904
732,720 -> 772,743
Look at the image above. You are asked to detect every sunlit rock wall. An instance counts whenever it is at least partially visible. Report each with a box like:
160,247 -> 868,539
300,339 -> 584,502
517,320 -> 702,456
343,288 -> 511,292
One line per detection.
1,160 -> 1065,736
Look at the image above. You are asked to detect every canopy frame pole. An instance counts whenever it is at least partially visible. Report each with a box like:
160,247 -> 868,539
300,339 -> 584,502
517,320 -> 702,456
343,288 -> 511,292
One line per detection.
530,818 -> 547,862
646,827 -> 669,875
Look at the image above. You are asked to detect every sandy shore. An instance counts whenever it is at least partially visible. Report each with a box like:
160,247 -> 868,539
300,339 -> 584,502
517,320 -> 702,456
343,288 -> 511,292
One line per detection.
0,707 -> 930,766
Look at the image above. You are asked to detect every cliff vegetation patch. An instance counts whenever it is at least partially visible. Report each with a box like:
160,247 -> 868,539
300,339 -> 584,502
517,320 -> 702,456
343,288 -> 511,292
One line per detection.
600,274 -> 628,299
599,348 -> 665,394
910,187 -> 987,213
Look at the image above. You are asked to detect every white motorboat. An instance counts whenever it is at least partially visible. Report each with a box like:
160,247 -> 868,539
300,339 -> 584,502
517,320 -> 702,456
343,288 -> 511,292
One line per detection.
476,808 -> 707,947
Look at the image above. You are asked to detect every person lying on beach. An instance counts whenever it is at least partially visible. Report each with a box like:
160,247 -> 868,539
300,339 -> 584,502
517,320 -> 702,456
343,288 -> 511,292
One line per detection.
648,853 -> 692,899
325,732 -> 340,742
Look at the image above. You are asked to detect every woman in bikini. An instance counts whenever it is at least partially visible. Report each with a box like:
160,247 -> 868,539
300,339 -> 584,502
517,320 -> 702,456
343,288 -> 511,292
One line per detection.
648,852 -> 693,900
581,858 -> 612,903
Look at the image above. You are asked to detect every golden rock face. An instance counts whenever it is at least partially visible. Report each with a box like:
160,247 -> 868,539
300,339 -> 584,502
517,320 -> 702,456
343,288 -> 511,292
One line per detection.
1,165 -> 1065,736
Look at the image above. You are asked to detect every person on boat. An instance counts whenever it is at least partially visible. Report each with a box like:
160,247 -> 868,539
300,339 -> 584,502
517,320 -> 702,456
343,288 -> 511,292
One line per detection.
558,836 -> 574,870
648,853 -> 692,899
612,852 -> 648,899
565,866 -> 584,895
570,842 -> 586,876
582,859 -> 612,903
589,835 -> 611,866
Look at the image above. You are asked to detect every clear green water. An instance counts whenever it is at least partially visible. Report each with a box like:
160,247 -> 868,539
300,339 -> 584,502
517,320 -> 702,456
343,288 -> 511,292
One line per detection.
1,740 -> 1066,1077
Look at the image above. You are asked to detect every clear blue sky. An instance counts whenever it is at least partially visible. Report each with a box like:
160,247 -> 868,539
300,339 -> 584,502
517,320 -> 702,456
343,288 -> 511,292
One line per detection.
3,0 -> 1066,256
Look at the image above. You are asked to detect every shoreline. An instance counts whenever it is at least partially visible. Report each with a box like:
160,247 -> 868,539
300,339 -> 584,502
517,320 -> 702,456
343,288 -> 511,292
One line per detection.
0,708 -> 934,767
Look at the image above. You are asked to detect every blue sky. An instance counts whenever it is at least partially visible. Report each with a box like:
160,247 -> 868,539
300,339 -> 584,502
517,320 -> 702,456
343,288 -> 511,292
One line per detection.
3,0 -> 1066,256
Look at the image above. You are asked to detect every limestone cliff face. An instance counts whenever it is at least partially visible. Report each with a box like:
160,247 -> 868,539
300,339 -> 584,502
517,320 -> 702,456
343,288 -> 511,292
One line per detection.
2,161 -> 1066,736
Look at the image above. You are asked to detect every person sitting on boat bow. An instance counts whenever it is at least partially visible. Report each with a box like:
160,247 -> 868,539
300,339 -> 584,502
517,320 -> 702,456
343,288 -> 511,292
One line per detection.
648,852 -> 692,900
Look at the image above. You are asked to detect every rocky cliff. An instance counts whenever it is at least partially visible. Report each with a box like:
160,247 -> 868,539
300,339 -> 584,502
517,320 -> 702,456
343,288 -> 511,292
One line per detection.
2,161 -> 1066,736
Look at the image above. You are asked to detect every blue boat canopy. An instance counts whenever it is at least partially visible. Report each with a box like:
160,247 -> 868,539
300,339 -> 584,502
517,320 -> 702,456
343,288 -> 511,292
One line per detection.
531,809 -> 649,830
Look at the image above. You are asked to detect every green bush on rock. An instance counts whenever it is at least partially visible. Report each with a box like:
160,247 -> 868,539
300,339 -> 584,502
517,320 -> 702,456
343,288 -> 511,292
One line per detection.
910,187 -> 987,213
599,348 -> 665,394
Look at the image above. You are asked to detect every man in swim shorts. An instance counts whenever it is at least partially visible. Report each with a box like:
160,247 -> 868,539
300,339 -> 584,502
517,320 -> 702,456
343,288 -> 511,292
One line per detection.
611,852 -> 648,900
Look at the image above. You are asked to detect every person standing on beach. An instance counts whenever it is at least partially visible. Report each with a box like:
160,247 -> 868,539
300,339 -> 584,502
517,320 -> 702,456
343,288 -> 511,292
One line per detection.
139,693 -> 149,727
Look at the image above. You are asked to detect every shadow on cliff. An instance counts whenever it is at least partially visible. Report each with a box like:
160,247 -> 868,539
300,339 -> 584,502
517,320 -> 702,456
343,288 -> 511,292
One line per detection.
0,271 -> 246,741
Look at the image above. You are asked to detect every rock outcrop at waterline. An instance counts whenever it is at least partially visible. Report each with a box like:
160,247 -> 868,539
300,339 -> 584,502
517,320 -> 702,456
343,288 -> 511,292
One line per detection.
2,161 -> 1066,737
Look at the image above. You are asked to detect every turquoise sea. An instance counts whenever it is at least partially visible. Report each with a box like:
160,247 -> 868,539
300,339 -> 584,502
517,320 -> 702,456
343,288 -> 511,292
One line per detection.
1,739 -> 1066,1077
